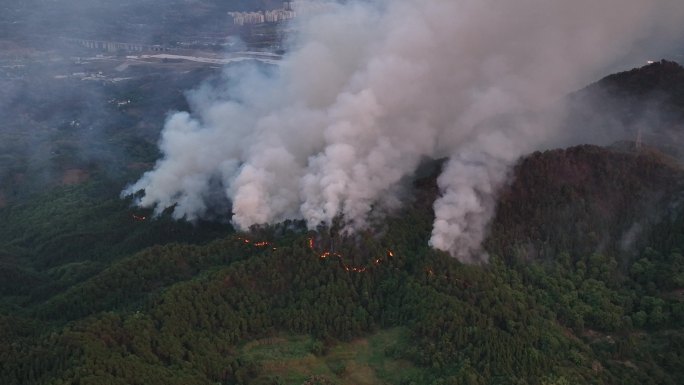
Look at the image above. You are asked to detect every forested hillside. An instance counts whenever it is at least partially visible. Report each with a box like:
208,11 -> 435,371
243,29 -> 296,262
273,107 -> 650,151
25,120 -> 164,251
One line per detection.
2,62 -> 684,384
1,143 -> 683,385
564,60 -> 684,154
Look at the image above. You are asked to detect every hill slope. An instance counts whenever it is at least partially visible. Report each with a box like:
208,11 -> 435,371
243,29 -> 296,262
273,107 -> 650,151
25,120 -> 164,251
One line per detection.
1,145 -> 683,385
2,62 -> 684,384
564,60 -> 684,154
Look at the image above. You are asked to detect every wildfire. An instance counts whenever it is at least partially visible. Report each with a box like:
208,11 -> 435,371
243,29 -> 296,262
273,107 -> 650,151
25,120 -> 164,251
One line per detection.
310,238 -> 400,273
319,251 -> 342,260
132,214 -> 147,221
237,237 -> 276,250
239,234 -> 396,274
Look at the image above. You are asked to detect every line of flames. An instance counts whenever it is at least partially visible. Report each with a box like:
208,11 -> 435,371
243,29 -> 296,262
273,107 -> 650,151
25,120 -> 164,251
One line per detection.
234,235 -> 399,274
310,238 -> 395,274
237,237 -> 278,250
233,235 -> 459,283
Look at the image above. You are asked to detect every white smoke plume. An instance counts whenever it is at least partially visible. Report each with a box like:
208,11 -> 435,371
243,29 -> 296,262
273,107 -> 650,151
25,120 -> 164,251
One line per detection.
124,0 -> 684,262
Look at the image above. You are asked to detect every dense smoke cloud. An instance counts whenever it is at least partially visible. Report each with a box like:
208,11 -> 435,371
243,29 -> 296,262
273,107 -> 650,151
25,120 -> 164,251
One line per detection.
124,0 -> 684,262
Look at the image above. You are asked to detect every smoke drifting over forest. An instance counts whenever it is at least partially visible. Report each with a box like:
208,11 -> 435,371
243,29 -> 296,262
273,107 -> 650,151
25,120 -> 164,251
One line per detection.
124,0 -> 684,262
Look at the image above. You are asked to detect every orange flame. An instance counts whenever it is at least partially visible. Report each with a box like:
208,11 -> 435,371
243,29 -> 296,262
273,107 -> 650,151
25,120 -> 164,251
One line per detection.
132,214 -> 147,221
310,236 -> 399,274
236,237 -> 277,251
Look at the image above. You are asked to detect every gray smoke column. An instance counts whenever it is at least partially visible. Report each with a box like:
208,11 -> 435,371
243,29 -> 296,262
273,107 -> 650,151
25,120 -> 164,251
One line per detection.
123,0 -> 684,262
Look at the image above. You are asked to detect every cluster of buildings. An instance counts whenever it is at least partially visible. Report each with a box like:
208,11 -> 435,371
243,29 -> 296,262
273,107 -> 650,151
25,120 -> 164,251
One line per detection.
229,2 -> 296,26
74,39 -> 167,53
228,1 -> 337,26
229,12 -> 265,26
228,8 -> 296,26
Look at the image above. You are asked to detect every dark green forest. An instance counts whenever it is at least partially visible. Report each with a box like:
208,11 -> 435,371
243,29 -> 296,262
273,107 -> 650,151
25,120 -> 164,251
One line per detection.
1,63 -> 684,385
